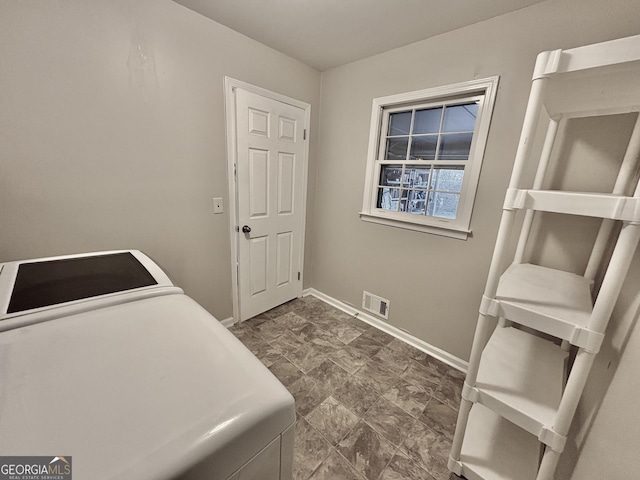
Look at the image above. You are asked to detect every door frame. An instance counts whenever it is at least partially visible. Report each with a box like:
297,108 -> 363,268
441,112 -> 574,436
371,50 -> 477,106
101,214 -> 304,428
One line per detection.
224,77 -> 311,324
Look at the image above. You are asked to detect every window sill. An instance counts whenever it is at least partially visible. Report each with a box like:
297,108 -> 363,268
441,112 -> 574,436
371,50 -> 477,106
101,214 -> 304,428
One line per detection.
359,212 -> 471,240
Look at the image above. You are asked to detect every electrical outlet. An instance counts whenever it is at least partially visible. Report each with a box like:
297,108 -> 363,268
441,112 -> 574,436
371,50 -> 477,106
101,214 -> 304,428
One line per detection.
213,197 -> 224,214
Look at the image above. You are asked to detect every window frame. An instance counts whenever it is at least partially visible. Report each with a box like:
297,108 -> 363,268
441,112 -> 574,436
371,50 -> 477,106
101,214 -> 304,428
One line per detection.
360,76 -> 499,240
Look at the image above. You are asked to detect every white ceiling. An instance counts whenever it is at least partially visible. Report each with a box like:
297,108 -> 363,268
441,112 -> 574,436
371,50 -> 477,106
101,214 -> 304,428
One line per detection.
174,0 -> 547,71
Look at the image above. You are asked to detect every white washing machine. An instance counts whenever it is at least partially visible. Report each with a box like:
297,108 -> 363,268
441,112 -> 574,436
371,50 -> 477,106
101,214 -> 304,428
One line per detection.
0,250 -> 295,480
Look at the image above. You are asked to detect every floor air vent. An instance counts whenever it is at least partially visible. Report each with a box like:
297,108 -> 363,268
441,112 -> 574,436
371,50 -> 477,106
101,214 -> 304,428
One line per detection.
362,291 -> 389,320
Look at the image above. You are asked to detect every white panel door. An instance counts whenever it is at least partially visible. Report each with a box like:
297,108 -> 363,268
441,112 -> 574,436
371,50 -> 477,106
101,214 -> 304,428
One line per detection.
235,88 -> 306,321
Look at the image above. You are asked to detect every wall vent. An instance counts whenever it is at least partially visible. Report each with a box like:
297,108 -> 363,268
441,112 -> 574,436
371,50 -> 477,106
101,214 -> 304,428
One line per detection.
362,291 -> 390,320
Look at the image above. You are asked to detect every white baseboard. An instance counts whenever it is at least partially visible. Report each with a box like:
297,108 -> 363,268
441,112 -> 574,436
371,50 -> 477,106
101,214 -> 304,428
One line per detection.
304,288 -> 468,373
220,317 -> 235,328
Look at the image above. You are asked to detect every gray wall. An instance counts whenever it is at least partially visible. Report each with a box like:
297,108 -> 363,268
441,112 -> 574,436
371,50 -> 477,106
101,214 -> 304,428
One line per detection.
311,0 -> 640,361
0,0 -> 321,320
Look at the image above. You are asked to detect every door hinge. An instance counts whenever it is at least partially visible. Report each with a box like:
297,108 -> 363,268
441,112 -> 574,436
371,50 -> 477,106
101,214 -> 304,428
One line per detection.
234,163 -> 237,177
298,272 -> 301,281
303,129 -> 307,140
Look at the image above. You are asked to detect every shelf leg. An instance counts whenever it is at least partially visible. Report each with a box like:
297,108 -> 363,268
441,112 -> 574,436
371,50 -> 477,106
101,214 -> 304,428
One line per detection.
449,312 -> 495,465
515,118 -> 560,264
449,397 -> 472,469
585,113 -> 640,281
554,349 -> 596,435
537,448 -> 562,480
588,222 -> 640,335
506,77 -> 550,190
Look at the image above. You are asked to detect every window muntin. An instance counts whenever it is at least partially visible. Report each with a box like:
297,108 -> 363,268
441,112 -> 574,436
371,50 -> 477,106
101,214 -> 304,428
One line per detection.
360,77 -> 499,239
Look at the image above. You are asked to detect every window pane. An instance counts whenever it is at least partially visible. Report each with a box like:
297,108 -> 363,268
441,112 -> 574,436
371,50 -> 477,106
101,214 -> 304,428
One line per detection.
385,137 -> 409,160
404,167 -> 430,188
427,192 -> 460,219
413,107 -> 442,134
431,167 -> 464,192
407,190 -> 427,215
438,132 -> 473,160
409,135 -> 437,160
380,166 -> 402,186
443,103 -> 478,132
388,111 -> 412,136
377,187 -> 399,211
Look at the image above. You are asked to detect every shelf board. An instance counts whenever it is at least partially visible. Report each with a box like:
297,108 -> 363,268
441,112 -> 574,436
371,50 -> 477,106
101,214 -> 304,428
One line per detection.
507,189 -> 640,221
496,263 -> 593,343
459,403 -> 540,480
476,326 -> 568,441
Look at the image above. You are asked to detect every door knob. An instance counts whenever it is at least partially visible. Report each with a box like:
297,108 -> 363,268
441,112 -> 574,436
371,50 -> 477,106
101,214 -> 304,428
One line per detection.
242,225 -> 251,233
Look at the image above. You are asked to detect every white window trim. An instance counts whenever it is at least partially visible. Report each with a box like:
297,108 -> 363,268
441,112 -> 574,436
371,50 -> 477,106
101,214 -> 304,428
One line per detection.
360,76 -> 499,240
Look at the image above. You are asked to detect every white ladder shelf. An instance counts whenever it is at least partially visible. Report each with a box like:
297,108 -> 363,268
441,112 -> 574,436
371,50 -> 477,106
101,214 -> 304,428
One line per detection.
449,34 -> 640,480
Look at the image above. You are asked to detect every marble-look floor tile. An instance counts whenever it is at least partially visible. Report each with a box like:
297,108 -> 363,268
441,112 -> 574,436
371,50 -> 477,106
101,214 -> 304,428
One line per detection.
332,374 -> 379,417
285,344 -> 328,374
385,338 -> 420,357
342,316 -> 370,333
363,397 -> 416,447
269,330 -> 305,356
419,398 -> 457,441
229,322 -> 259,341
308,450 -> 364,480
372,347 -> 412,374
306,396 -> 360,445
308,314 -> 342,331
332,322 -> 363,344
348,336 -> 384,357
268,357 -> 303,388
289,321 -> 322,343
330,346 -> 369,375
359,327 -> 395,346
445,367 -> 466,382
383,380 -> 435,419
298,300 -> 332,323
237,334 -> 269,354
410,352 -> 451,375
380,450 -> 437,480
433,376 -> 462,409
402,421 -> 452,480
401,360 -> 444,388
274,311 -> 309,331
289,375 -> 331,417
337,421 -> 396,480
354,360 -> 400,395
308,360 -> 351,394
252,342 -> 283,367
293,417 -> 333,480
257,319 -> 286,340
310,330 -> 345,354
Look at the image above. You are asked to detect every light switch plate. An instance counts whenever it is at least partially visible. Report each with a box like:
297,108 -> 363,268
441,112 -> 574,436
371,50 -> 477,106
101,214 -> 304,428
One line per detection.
213,197 -> 224,214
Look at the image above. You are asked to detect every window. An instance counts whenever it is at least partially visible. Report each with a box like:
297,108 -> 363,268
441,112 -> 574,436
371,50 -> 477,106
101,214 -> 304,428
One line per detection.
360,77 -> 499,239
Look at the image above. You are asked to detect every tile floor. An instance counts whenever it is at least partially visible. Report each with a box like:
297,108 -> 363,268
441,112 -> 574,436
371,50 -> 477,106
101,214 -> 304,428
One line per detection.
229,295 -> 464,480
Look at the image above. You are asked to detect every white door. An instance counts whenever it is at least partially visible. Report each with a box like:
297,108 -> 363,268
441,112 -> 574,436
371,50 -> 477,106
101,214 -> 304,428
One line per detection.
234,87 -> 307,321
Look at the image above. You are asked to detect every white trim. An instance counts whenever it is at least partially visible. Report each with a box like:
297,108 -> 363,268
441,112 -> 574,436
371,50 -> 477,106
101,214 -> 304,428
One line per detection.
224,77 -> 311,324
361,76 -> 499,237
360,212 -> 470,240
303,288 -> 468,373
220,317 -> 235,328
